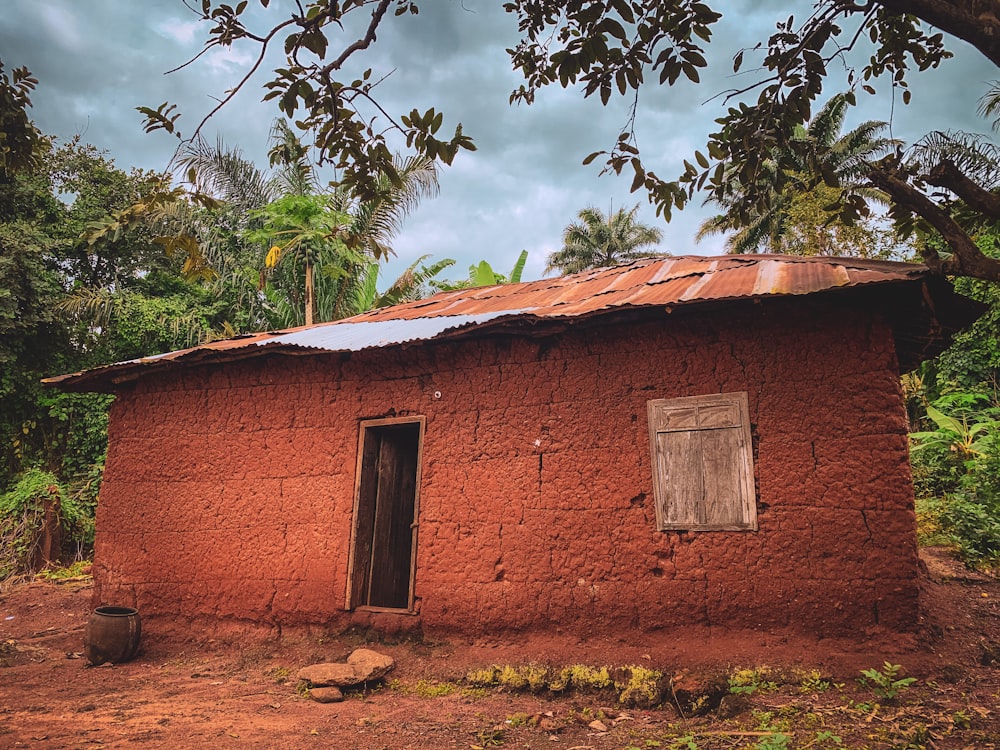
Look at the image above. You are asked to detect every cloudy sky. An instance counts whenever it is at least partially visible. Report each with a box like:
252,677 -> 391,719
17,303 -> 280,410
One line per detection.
1,1 -> 997,284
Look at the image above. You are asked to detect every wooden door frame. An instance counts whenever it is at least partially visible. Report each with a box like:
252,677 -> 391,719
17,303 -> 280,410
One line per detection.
345,415 -> 425,613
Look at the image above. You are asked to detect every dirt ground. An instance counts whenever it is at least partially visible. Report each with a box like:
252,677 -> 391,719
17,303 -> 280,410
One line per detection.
1,548 -> 998,749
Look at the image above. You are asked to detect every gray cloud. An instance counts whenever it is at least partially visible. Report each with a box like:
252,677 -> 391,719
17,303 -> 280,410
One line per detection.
0,1 -> 996,286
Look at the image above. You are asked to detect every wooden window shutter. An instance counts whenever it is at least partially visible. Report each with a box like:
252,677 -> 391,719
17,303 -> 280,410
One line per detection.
647,392 -> 757,531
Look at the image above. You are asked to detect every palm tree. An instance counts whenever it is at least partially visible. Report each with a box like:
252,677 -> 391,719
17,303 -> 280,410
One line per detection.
697,92 -> 898,255
545,205 -> 663,275
321,154 -> 440,320
175,122 -> 441,327
171,132 -> 291,330
352,255 -> 457,311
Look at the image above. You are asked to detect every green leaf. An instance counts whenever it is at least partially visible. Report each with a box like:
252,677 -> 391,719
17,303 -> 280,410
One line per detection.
925,405 -> 964,435
471,260 -> 498,287
508,250 -> 529,284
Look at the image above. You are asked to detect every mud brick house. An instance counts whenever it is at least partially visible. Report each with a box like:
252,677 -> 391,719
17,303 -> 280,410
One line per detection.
47,255 -> 980,636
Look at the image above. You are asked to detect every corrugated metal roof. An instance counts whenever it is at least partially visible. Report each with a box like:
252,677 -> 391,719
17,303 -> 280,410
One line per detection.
42,255 -> 953,390
44,311 -> 521,387
345,254 -> 926,322
263,311 -> 521,350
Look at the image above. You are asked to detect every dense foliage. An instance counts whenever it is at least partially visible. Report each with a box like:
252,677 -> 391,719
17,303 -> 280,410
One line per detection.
909,232 -> 1000,569
0,468 -> 92,579
910,390 -> 1000,567
0,136 -> 229,575
0,118 -> 445,577
0,60 -> 43,177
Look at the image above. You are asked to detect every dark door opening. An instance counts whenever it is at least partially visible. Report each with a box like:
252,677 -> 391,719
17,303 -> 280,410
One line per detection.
348,417 -> 424,611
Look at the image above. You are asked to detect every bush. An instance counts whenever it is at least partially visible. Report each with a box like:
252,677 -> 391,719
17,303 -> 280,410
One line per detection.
942,438 -> 1000,565
0,468 -> 93,580
911,394 -> 1000,568
939,493 -> 1000,563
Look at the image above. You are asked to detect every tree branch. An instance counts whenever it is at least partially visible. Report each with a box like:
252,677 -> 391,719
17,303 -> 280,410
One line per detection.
925,158 -> 1000,221
188,19 -> 298,143
867,164 -> 1000,280
321,0 -> 392,75
872,0 -> 1000,67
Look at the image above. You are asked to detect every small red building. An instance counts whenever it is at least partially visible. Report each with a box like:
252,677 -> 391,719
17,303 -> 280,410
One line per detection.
48,256 -> 978,636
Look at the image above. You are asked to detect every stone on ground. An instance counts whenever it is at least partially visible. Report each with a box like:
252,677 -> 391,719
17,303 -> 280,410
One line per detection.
347,648 -> 395,682
297,662 -> 361,687
296,649 -> 395,688
310,686 -> 344,703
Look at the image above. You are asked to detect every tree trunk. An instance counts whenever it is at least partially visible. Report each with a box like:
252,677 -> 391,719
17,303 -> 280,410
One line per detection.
873,0 -> 1000,69
304,259 -> 314,326
867,164 -> 1000,281
32,487 -> 62,572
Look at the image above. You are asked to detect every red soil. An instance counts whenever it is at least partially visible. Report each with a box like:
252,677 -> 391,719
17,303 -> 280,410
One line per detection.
1,548 -> 998,749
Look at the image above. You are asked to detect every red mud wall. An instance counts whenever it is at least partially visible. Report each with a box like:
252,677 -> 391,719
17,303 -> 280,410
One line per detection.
94,299 -> 918,636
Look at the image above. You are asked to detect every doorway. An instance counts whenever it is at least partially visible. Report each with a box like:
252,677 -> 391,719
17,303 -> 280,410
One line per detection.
348,417 -> 424,611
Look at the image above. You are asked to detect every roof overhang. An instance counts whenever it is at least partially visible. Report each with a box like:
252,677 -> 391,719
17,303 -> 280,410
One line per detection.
43,256 -> 985,392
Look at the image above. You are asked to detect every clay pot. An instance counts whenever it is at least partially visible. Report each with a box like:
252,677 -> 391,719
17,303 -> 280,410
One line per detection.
84,606 -> 141,666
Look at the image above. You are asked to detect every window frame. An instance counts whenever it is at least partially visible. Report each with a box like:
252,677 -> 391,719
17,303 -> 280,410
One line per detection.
646,391 -> 757,532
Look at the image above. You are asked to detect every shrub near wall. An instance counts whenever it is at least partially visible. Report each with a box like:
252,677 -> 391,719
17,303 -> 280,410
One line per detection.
911,392 -> 1000,567
0,468 -> 93,579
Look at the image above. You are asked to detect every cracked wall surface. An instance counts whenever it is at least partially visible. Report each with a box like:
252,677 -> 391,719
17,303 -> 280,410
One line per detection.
93,299 -> 919,635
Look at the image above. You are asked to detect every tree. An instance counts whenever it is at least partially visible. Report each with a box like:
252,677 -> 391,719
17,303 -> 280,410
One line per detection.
137,3 -> 474,206
144,1 -> 1000,285
697,93 -> 900,256
546,205 -> 662,275
507,2 -> 1000,280
736,183 -> 906,259
322,153 -> 442,319
0,60 -> 43,178
0,136 -> 221,505
175,126 -> 441,327
53,139 -> 227,358
248,194 -> 355,326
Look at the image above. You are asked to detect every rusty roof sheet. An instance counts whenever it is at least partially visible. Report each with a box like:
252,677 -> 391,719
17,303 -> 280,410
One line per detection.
346,254 -> 925,322
42,255 -> 944,390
